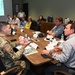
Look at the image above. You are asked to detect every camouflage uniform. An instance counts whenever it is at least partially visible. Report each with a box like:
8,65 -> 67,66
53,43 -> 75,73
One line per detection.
0,36 -> 26,69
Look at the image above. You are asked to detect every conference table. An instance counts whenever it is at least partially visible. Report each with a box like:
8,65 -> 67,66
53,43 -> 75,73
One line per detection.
6,26 -> 59,66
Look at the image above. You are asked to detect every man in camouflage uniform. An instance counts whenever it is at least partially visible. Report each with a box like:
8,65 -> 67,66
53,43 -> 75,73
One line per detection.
0,22 -> 29,75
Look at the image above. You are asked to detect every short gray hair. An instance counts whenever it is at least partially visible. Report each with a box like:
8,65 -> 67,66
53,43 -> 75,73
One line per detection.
0,21 -> 9,32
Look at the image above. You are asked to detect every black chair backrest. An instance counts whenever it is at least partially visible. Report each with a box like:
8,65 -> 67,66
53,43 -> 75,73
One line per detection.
30,20 -> 40,31
0,47 -> 14,70
47,16 -> 53,22
0,47 -> 6,72
0,57 -> 6,72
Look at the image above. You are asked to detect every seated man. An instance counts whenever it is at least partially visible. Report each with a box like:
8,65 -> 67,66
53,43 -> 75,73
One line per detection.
6,15 -> 12,23
17,8 -> 26,21
9,15 -> 20,25
47,16 -> 64,38
20,17 -> 27,27
42,22 -> 75,75
0,22 -> 29,75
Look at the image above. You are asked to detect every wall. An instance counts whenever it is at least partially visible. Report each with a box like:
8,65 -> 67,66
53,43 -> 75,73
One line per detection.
23,0 -> 75,21
0,0 -> 12,21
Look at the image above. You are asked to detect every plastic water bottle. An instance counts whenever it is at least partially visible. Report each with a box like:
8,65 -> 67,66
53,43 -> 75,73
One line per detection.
50,38 -> 53,42
18,23 -> 20,28
24,34 -> 28,38
61,34 -> 64,41
28,36 -> 31,42
49,38 -> 53,44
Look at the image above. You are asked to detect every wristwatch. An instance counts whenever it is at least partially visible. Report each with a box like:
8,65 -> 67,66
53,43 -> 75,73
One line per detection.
49,51 -> 52,56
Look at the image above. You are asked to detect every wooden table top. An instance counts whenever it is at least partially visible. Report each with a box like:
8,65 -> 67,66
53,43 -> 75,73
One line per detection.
6,26 -> 57,66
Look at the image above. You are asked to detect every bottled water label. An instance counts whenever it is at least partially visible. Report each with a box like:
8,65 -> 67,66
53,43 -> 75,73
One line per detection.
61,34 -> 64,40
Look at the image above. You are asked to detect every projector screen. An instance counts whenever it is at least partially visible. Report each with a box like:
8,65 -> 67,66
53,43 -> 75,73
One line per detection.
0,0 -> 4,16
0,0 -> 12,21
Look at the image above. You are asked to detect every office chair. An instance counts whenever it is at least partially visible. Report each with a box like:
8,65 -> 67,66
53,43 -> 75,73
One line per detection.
0,47 -> 24,75
54,69 -> 75,75
54,70 -> 69,75
0,59 -> 23,75
30,20 -> 40,31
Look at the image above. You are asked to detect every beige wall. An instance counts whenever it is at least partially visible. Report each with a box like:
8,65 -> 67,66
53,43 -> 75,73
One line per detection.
23,0 -> 75,21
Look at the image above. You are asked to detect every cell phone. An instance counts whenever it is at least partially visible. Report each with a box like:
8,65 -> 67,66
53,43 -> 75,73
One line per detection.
41,54 -> 49,58
10,39 -> 17,42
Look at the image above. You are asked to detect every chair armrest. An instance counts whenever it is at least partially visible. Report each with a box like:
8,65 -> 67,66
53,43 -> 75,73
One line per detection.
0,65 -> 23,75
54,70 -> 69,75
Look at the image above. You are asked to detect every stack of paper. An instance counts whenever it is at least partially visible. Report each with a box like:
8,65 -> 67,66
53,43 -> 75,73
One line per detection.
16,45 -> 38,56
23,46 -> 38,56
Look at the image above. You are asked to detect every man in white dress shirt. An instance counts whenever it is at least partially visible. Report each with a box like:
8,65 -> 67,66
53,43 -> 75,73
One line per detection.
42,22 -> 75,75
11,15 -> 20,25
17,8 -> 26,21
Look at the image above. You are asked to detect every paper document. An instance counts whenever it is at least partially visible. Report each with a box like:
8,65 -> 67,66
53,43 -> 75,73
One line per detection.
23,46 -> 38,56
29,42 -> 38,49
16,45 -> 38,56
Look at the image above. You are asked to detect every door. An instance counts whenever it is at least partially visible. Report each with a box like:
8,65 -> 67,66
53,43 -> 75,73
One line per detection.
23,3 -> 28,20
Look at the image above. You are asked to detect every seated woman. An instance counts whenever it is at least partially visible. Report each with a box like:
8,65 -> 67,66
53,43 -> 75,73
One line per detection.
37,15 -> 46,24
25,16 -> 32,29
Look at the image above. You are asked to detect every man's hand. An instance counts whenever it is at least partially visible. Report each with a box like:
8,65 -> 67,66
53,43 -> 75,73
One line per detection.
47,30 -> 52,34
54,46 -> 62,52
47,30 -> 55,37
47,30 -> 50,34
42,50 -> 50,55
19,36 -> 30,48
0,71 -> 5,75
